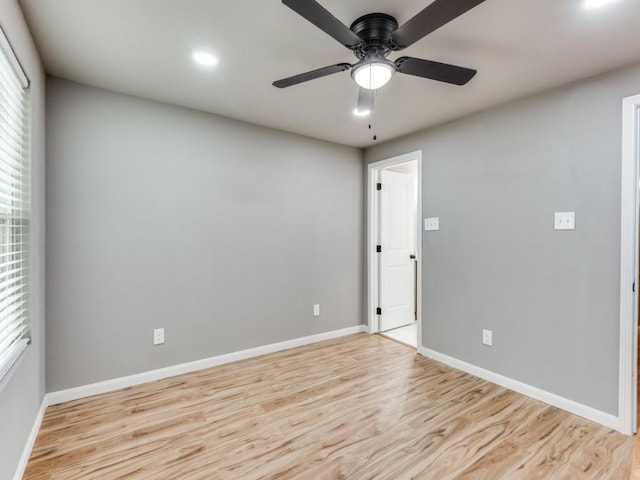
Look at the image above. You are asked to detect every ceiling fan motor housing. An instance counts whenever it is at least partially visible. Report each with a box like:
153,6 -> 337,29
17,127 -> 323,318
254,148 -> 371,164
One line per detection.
349,13 -> 398,60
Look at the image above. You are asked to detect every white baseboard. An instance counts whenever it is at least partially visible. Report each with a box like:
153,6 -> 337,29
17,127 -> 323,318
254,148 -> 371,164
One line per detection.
48,325 -> 366,406
13,395 -> 49,480
419,346 -> 621,432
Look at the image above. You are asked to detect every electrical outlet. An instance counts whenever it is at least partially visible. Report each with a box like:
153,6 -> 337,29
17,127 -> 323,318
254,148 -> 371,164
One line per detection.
554,212 -> 575,230
153,328 -> 165,345
313,304 -> 320,317
482,329 -> 493,346
424,217 -> 439,231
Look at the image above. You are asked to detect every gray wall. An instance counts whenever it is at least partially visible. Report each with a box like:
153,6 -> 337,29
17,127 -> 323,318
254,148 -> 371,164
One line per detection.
0,0 -> 46,478
365,62 -> 640,415
46,78 -> 363,392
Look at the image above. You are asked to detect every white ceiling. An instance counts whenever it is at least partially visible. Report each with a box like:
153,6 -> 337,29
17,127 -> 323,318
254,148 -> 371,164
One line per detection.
18,0 -> 640,148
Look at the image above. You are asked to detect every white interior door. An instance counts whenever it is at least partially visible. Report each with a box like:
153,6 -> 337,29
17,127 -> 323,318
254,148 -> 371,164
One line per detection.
379,169 -> 415,332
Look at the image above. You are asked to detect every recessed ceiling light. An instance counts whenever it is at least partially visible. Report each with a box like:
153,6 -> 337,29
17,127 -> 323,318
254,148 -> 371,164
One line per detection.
582,0 -> 619,9
353,108 -> 370,117
192,51 -> 219,67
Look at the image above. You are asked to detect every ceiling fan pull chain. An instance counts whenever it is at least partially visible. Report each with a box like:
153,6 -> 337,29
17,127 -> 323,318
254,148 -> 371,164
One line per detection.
368,122 -> 378,142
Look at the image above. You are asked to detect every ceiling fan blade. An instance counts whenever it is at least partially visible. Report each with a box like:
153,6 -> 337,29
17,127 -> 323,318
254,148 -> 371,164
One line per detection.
273,63 -> 351,88
388,0 -> 486,50
357,88 -> 376,114
282,0 -> 364,49
395,57 -> 477,86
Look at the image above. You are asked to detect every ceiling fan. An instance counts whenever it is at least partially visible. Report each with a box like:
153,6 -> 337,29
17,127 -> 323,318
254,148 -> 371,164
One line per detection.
273,0 -> 486,115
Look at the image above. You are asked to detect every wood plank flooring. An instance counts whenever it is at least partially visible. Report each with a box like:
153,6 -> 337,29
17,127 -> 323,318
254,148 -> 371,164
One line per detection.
630,339 -> 640,480
24,334 -> 634,479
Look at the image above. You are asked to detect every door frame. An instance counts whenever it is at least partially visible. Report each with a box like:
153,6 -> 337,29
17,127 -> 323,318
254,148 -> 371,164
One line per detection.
620,93 -> 640,435
367,151 -> 423,346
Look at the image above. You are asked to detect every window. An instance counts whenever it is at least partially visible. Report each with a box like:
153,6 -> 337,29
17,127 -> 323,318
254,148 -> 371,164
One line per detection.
0,27 -> 30,385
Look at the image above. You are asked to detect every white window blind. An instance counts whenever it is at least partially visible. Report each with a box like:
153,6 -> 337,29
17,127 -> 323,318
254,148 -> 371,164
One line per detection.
0,26 -> 30,384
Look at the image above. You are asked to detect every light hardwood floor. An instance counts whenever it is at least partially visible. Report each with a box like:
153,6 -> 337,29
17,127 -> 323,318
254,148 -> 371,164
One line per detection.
25,334 -> 634,479
631,339 -> 640,480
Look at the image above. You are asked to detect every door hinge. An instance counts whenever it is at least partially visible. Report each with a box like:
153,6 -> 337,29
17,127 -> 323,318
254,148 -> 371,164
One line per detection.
634,282 -> 636,293
376,183 -> 382,191
376,307 -> 382,315
376,245 -> 382,253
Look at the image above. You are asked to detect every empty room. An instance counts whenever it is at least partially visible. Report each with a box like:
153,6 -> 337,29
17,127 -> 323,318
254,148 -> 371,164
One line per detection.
2,0 -> 640,478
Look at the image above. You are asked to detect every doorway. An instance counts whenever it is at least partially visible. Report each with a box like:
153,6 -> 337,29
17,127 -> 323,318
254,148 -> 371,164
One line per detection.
620,93 -> 640,435
367,151 -> 422,349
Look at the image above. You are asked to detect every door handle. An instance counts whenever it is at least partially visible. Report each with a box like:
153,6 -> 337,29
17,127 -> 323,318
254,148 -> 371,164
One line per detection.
409,254 -> 416,260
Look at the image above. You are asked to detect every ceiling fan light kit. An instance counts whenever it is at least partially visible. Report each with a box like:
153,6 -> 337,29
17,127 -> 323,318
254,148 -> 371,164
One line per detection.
273,0 -> 485,114
352,59 -> 395,90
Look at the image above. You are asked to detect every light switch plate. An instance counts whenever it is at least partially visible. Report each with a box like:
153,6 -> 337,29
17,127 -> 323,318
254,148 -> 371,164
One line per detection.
424,217 -> 439,231
153,328 -> 165,345
554,212 -> 575,230
482,329 -> 493,346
